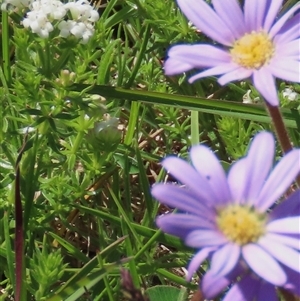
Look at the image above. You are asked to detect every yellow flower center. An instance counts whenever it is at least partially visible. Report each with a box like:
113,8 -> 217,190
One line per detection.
230,31 -> 275,69
216,205 -> 266,245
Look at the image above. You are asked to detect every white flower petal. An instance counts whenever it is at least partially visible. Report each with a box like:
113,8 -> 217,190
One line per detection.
268,59 -> 300,82
164,44 -> 231,76
218,67 -> 253,85
274,14 -> 300,44
267,217 -> 300,234
263,0 -> 284,32
242,243 -> 287,286
211,0 -> 246,39
186,247 -> 214,281
161,156 -> 215,203
202,268 -> 236,299
189,63 -> 240,83
264,233 -> 300,250
244,0 -> 276,31
177,0 -> 235,46
152,184 -> 215,218
156,214 -> 214,239
228,158 -> 248,204
275,40 -> 300,59
257,149 -> 300,212
258,237 -> 300,272
190,145 -> 231,205
252,68 -> 278,106
210,243 -> 240,277
239,132 -> 275,205
269,3 -> 300,38
185,229 -> 228,248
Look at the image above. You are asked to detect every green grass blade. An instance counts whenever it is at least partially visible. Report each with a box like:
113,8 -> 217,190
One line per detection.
69,84 -> 300,129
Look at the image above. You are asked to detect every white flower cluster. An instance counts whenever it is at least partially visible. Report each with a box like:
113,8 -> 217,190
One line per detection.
23,0 -> 67,38
282,87 -> 299,102
58,0 -> 99,44
2,0 -> 99,43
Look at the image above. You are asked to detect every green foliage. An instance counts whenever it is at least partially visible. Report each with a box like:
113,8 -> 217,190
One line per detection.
30,245 -> 67,300
0,0 -> 299,300
147,286 -> 187,301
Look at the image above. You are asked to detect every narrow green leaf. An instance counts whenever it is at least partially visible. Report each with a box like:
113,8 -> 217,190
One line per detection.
69,84 -> 300,129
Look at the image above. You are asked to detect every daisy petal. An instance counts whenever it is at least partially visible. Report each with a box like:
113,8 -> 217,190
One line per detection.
242,243 -> 287,285
189,63 -> 240,83
269,3 -> 300,39
263,0 -> 283,32
190,145 -> 231,205
151,184 -> 215,218
164,45 -> 231,75
241,132 -> 275,204
161,156 -> 214,203
258,237 -> 300,272
267,217 -> 300,234
228,158 -> 248,204
185,229 -> 227,248
202,268 -> 239,299
156,214 -> 214,239
186,247 -> 215,281
210,243 -> 240,277
256,149 -> 300,211
164,58 -> 194,75
168,45 -> 231,67
228,132 -> 274,205
263,233 -> 300,250
218,67 -> 253,85
252,68 -> 278,106
211,0 -> 246,39
244,0 -> 273,31
274,13 -> 300,44
177,0 -> 234,45
268,59 -> 300,82
275,40 -> 300,59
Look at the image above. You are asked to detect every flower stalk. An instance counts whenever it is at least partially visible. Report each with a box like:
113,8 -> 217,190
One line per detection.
266,102 -> 300,187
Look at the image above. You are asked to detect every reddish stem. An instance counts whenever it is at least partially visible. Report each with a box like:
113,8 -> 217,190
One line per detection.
266,103 -> 292,153
266,102 -> 300,186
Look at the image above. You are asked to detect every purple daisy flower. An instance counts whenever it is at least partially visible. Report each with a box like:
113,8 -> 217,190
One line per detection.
164,0 -> 300,106
152,132 -> 300,299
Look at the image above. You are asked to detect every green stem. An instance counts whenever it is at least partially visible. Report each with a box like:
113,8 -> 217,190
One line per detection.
191,110 -> 199,145
124,101 -> 140,145
72,130 -> 84,154
1,11 -> 11,85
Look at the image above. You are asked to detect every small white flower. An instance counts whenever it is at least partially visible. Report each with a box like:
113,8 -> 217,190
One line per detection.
22,0 -> 67,38
70,21 -> 86,38
89,9 -> 99,22
242,90 -> 260,104
282,88 -> 299,101
22,10 -> 53,38
58,0 -> 98,43
18,0 -> 98,42
58,20 -> 75,37
33,0 -> 67,20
